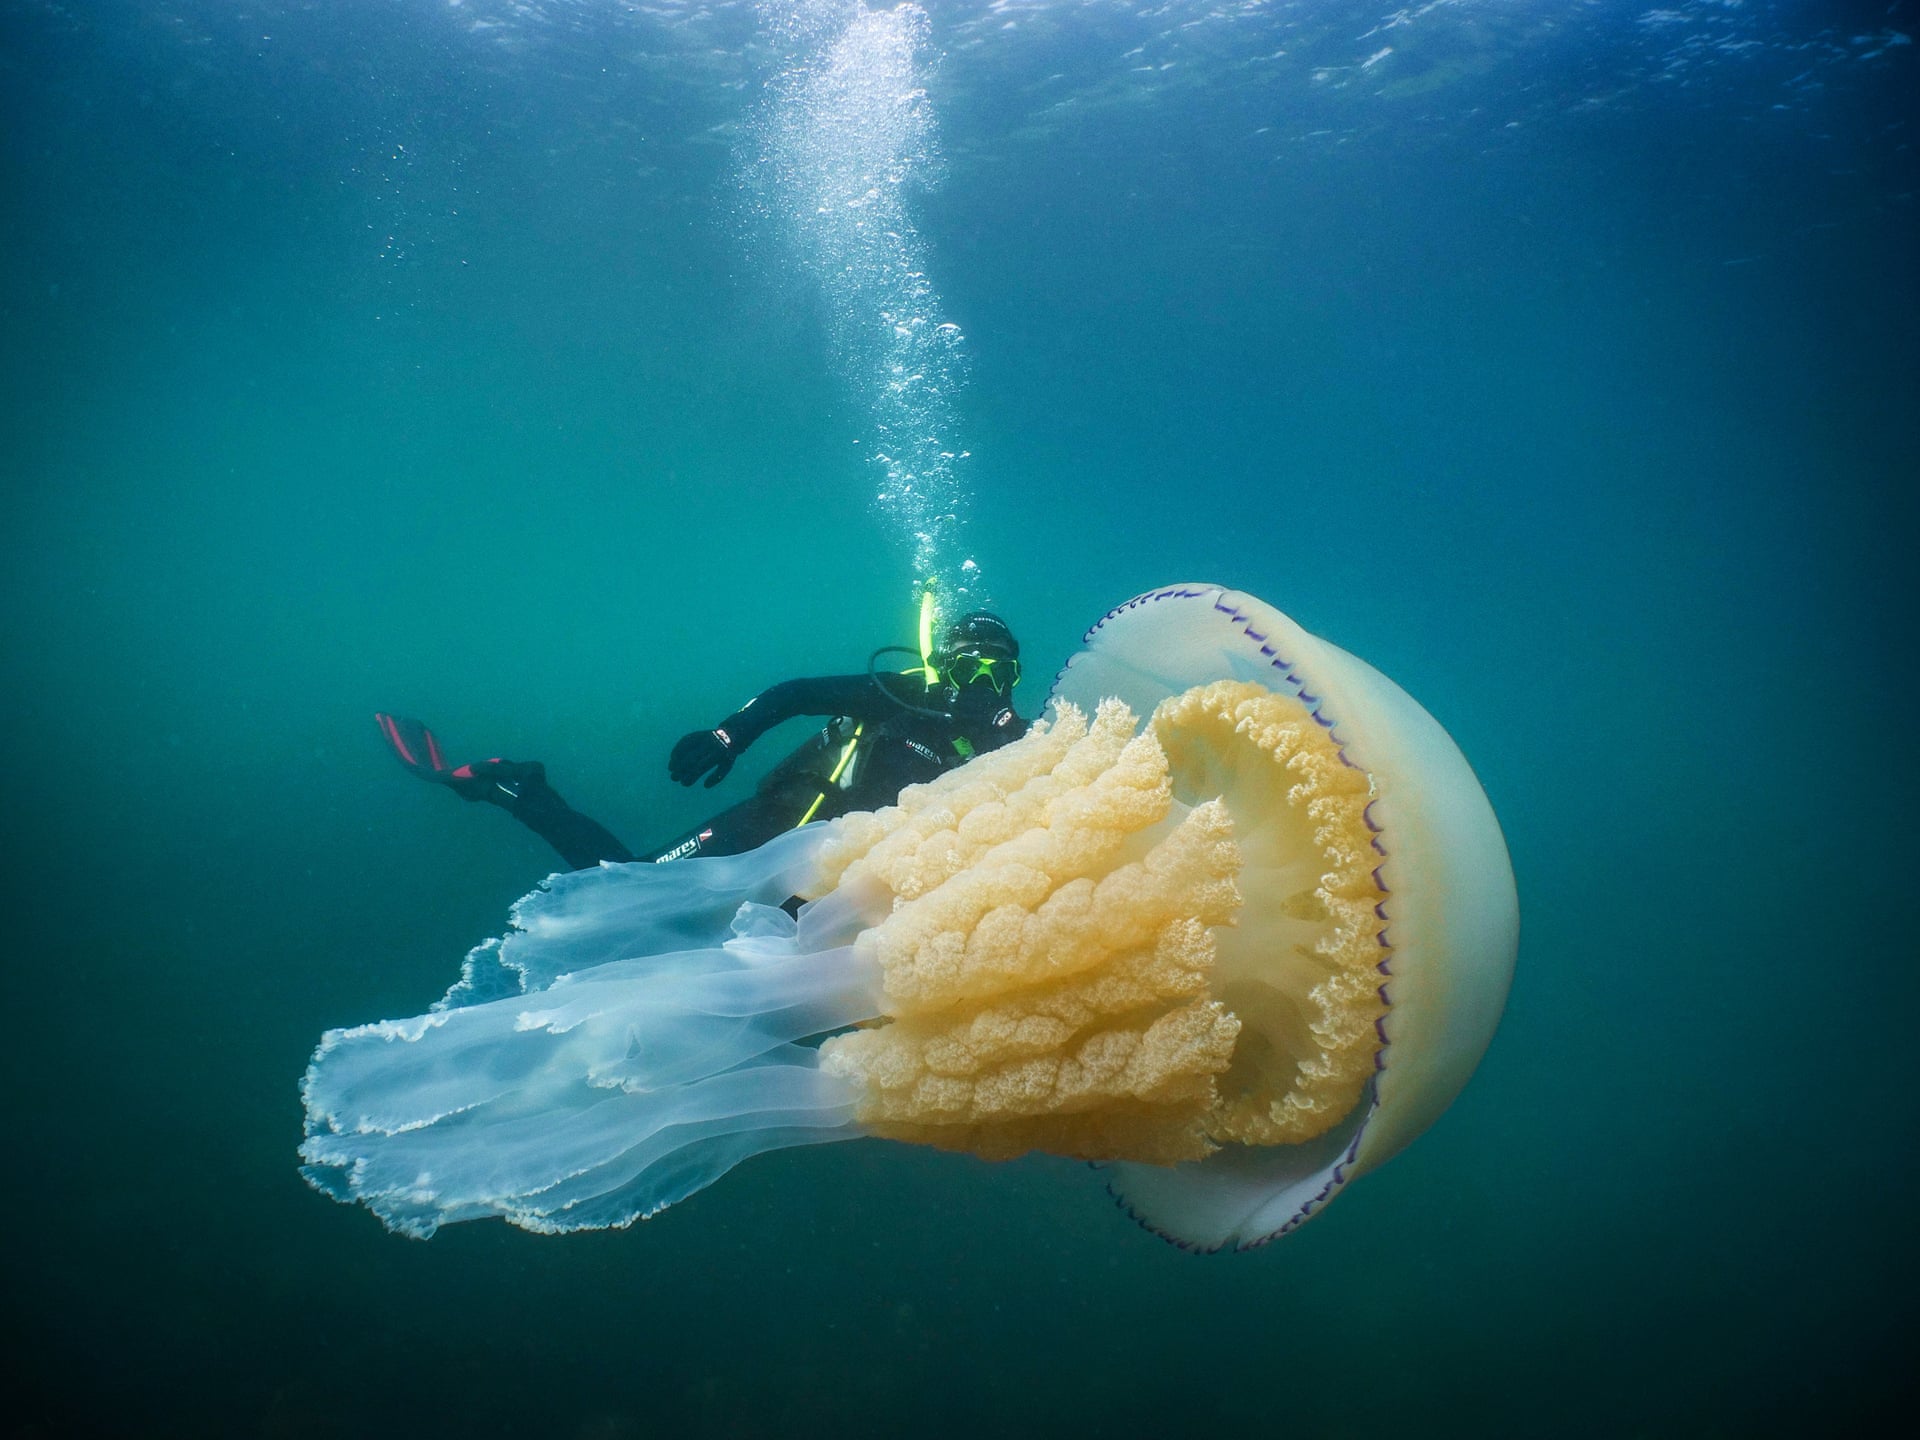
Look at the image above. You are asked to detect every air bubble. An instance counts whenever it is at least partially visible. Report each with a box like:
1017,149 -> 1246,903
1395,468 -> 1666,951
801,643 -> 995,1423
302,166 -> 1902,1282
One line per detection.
750,0 -> 983,605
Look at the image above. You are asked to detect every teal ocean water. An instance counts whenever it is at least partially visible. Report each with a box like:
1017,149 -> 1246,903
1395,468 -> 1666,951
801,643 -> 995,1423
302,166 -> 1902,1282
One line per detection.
4,1 -> 1914,1435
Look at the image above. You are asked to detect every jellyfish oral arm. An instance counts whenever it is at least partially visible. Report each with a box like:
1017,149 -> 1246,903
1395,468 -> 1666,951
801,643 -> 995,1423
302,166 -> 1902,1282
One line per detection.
299,833 -> 885,1238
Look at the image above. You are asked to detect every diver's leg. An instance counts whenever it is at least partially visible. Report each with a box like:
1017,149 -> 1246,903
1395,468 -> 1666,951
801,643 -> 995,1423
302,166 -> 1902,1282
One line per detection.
635,794 -> 794,865
502,770 -> 636,868
376,713 -> 635,869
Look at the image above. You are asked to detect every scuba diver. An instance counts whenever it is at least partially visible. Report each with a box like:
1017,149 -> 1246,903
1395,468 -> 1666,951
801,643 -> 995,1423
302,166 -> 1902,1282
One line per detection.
376,609 -> 1028,871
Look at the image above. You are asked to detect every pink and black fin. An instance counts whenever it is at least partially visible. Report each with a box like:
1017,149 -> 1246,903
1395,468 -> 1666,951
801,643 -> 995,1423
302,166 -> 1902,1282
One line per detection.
374,713 -> 540,804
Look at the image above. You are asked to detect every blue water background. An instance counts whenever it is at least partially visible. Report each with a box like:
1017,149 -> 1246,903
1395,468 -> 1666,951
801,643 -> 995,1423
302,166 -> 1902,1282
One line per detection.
3,1 -> 1914,1435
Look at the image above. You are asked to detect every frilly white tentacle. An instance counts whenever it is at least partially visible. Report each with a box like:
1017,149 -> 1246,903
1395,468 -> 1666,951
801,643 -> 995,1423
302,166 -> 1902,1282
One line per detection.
299,826 -> 886,1237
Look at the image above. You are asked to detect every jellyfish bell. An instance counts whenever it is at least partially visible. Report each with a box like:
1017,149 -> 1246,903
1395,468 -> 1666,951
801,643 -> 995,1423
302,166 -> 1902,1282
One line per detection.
300,584 -> 1517,1250
1048,583 -> 1519,1248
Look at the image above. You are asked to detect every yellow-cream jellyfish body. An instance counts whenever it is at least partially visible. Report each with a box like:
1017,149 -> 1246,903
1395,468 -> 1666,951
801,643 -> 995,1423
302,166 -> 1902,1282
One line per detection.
301,584 -> 1517,1249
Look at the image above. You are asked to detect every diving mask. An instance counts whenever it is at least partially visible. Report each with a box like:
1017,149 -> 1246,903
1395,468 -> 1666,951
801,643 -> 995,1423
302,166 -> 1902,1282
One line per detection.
945,649 -> 1021,694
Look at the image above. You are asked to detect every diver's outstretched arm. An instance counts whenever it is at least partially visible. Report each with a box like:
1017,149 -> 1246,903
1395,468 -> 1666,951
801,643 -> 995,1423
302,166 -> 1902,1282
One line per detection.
668,674 -> 921,788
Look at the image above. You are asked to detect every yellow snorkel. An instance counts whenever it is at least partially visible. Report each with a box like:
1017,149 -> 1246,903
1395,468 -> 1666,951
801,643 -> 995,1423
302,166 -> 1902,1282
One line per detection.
916,583 -> 940,689
801,585 -> 960,828
861,584 -> 959,721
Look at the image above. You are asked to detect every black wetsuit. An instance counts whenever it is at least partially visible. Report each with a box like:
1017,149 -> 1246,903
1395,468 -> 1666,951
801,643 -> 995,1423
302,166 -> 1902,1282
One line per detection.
507,671 -> 1027,870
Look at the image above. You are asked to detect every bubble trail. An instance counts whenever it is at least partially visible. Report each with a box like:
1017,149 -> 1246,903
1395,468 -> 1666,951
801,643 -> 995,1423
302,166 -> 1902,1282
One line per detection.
752,0 -> 981,612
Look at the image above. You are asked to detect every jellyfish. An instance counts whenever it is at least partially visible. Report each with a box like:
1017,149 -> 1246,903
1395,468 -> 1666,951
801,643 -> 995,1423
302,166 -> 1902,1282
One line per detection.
301,583 -> 1518,1250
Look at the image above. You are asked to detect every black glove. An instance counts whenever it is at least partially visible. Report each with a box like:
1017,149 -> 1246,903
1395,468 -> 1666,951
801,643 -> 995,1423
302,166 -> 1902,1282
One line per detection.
670,729 -> 737,788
